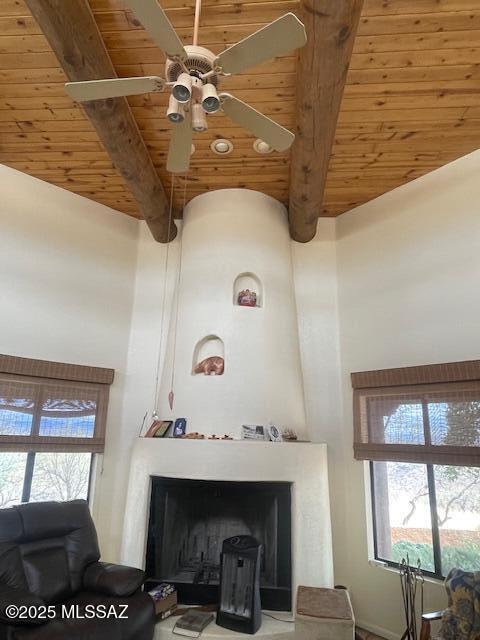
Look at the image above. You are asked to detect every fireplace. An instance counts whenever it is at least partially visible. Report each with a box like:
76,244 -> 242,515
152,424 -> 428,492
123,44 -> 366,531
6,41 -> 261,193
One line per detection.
121,440 -> 334,609
145,477 -> 292,611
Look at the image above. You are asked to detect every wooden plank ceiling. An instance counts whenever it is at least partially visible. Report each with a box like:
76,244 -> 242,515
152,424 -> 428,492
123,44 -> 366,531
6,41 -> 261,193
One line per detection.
1,0 -> 480,220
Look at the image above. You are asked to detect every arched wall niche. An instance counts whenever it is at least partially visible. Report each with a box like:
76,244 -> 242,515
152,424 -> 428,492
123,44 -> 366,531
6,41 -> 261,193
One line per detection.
192,335 -> 225,375
233,272 -> 263,307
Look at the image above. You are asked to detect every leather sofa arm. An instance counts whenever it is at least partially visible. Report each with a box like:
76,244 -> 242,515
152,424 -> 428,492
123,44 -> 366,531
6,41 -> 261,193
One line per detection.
83,562 -> 145,597
0,586 -> 46,626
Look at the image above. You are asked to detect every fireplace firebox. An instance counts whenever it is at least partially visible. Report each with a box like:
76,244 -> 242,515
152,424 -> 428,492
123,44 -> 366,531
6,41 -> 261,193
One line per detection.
145,477 -> 292,611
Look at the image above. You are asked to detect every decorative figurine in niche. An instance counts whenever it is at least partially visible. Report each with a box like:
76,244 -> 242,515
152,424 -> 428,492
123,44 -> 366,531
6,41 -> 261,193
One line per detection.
237,289 -> 257,307
194,356 -> 224,376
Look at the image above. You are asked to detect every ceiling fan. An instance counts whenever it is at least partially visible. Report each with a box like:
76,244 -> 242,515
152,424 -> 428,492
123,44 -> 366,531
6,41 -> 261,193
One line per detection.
65,0 -> 307,173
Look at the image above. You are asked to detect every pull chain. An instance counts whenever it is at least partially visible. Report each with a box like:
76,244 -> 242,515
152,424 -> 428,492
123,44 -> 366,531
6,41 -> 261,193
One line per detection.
151,177 -> 175,420
168,174 -> 188,410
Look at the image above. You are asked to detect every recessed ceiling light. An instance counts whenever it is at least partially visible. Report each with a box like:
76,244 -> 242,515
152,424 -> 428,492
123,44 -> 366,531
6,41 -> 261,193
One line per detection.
211,139 -> 233,155
253,139 -> 273,154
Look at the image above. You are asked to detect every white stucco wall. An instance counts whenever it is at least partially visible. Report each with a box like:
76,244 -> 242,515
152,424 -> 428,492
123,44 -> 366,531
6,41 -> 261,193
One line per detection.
119,191 -> 307,447
157,189 -> 306,437
334,150 -> 480,638
291,220 -> 347,571
0,164 -> 139,560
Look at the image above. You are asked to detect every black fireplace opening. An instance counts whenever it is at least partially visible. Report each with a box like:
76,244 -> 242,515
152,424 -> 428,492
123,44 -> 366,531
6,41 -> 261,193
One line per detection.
145,477 -> 292,611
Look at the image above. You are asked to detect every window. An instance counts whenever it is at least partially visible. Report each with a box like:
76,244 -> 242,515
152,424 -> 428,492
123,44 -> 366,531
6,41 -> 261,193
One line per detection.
371,461 -> 480,578
352,360 -> 480,578
0,451 -> 92,508
0,354 -> 113,507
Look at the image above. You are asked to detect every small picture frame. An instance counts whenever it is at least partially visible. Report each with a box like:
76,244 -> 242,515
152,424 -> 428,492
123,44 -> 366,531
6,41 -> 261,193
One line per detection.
242,424 -> 266,441
173,418 -> 187,438
144,420 -> 173,438
267,424 -> 283,442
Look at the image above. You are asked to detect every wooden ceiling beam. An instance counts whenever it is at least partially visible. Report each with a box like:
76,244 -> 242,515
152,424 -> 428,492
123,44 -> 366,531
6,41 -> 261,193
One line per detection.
25,0 -> 176,243
289,0 -> 364,242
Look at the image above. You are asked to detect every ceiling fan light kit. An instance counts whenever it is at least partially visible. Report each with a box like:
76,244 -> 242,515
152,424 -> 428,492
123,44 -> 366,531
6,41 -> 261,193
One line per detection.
201,84 -> 221,114
172,72 -> 193,103
167,94 -> 185,123
192,102 -> 208,133
64,0 -> 307,173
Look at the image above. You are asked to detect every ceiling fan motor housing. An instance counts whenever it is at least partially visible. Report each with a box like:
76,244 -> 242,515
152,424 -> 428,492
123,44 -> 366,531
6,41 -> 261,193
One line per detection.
165,45 -> 219,86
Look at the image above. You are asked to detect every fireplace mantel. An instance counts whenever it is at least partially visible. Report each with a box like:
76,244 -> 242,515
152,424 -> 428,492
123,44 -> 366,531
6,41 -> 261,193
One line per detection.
121,438 -> 333,608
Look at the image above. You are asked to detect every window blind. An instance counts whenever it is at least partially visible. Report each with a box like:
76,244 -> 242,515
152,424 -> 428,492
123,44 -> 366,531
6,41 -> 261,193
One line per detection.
352,360 -> 480,466
0,355 -> 114,453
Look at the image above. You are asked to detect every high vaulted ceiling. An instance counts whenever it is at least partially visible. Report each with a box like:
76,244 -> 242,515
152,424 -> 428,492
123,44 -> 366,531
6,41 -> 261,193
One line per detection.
1,0 -> 480,225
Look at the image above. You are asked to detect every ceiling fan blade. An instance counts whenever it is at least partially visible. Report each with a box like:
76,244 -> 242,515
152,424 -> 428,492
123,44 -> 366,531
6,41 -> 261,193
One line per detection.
65,76 -> 165,102
215,13 -> 306,75
124,0 -> 187,61
220,94 -> 294,152
167,112 -> 193,173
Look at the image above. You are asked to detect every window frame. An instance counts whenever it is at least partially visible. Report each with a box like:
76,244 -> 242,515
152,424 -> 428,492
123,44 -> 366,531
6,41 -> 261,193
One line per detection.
369,459 -> 478,580
17,450 -> 95,504
353,359 -> 480,580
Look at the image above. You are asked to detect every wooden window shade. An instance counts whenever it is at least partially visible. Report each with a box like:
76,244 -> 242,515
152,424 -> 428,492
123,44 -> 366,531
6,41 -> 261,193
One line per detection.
352,360 -> 480,466
0,355 -> 114,453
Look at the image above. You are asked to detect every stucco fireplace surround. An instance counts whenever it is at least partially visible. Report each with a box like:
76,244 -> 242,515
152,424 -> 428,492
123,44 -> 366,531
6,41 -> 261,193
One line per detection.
121,438 -> 333,634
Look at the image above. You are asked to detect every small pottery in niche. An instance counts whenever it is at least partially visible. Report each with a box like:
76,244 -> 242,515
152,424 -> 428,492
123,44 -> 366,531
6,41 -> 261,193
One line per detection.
194,356 -> 224,376
237,289 -> 257,307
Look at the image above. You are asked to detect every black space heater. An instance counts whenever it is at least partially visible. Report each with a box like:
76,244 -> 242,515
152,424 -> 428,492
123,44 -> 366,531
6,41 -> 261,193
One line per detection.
216,535 -> 262,635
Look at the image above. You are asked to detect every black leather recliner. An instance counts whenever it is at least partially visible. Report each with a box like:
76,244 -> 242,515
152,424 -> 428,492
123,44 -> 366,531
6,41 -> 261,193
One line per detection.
0,500 -> 155,640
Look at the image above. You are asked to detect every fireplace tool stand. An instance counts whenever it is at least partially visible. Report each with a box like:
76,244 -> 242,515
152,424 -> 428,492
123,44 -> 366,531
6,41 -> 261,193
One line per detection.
399,557 -> 424,640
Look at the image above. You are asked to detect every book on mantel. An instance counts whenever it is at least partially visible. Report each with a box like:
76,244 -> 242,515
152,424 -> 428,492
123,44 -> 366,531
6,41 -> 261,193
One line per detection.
172,611 -> 215,638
